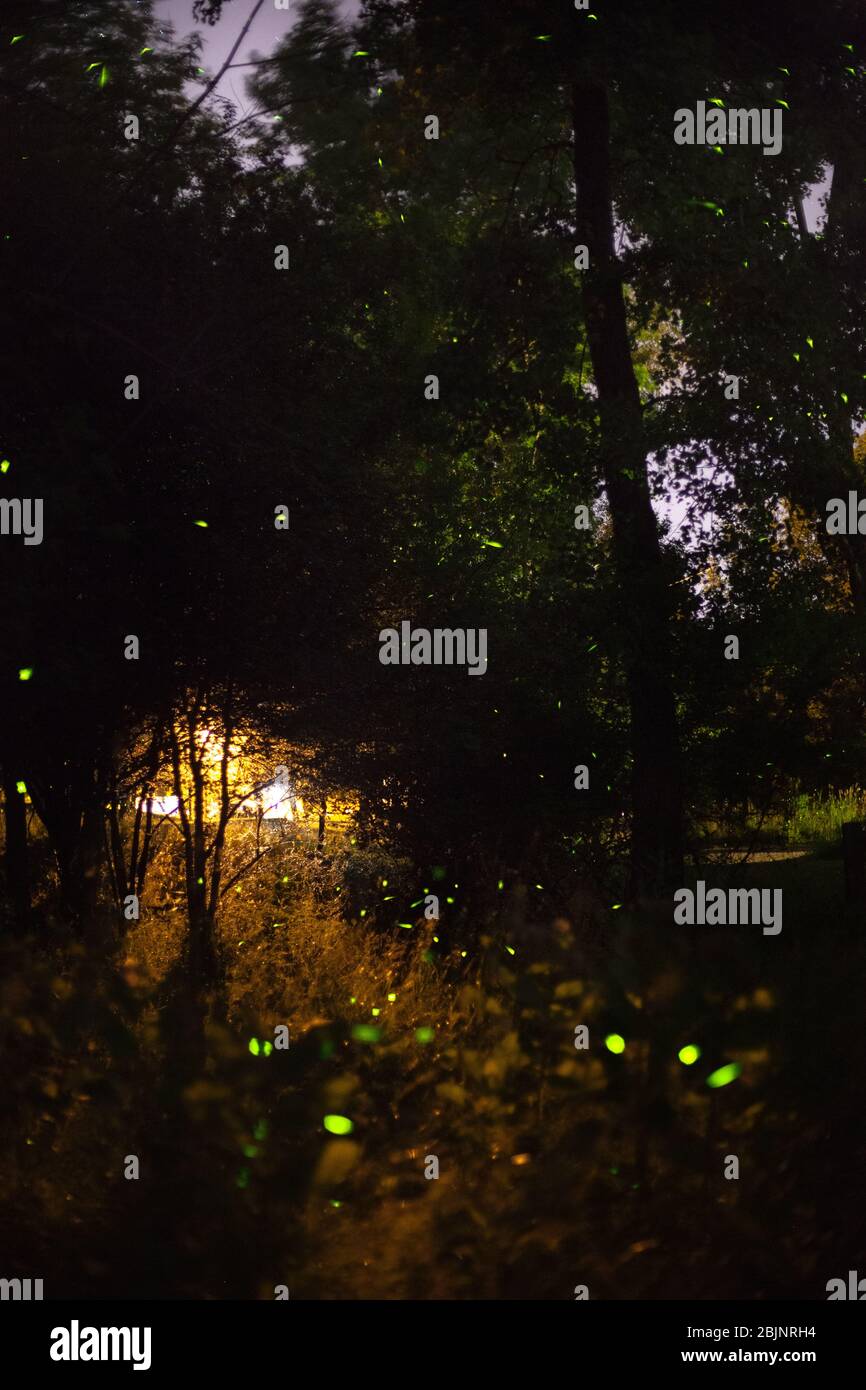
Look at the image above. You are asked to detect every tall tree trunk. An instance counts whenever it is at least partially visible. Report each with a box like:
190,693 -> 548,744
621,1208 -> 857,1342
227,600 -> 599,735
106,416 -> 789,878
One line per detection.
572,81 -> 684,894
32,796 -> 103,932
822,146 -> 866,694
787,147 -> 866,701
2,763 -> 29,929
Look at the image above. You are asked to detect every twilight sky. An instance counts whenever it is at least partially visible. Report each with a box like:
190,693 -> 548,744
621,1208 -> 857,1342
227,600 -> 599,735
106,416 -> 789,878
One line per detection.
152,0 -> 829,227
153,0 -> 360,120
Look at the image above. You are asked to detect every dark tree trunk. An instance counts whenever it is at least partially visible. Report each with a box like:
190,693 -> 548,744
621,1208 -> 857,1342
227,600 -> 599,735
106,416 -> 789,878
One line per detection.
789,147 -> 866,701
2,764 -> 29,929
572,81 -> 684,895
811,438 -> 866,706
32,795 -> 103,932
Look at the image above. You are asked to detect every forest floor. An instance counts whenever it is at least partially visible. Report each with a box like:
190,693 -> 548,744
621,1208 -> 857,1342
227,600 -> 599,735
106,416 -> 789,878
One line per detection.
2,845 -> 865,1300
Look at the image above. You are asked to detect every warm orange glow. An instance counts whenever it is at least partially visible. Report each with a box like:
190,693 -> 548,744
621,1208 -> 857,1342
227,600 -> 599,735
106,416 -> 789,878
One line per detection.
135,724 -> 358,831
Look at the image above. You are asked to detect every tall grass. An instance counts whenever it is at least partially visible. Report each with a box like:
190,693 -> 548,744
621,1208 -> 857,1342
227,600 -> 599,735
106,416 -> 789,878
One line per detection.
784,786 -> 866,844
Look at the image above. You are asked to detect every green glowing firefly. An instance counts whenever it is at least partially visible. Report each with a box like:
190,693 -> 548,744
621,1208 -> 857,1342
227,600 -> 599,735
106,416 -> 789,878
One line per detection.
15,781 -> 26,794
776,99 -> 789,108
497,879 -> 504,890
263,1041 -> 273,1056
99,65 -> 109,88
709,97 -> 724,107
352,50 -> 369,57
505,945 -> 515,956
323,1114 -> 353,1135
351,1024 -> 380,1043
678,1044 -> 700,1065
140,47 -> 153,55
0,460 -> 9,472
194,519 -> 208,528
416,1027 -> 435,1043
18,668 -> 33,681
482,539 -> 503,548
11,35 -> 24,44
398,922 -> 413,929
806,336 -> 814,348
841,392 -> 849,403
249,1037 -> 260,1056
706,1062 -> 741,1089
387,992 -> 396,1002
605,1033 -> 625,1054
685,199 -> 724,216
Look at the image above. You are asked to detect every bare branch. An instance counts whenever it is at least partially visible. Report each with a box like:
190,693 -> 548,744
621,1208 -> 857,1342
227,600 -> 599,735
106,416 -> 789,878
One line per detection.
219,846 -> 275,898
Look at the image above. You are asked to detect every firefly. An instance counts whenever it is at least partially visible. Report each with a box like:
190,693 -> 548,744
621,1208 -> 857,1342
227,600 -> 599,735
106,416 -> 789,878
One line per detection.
323,1115 -> 353,1135
706,1062 -> 741,1089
